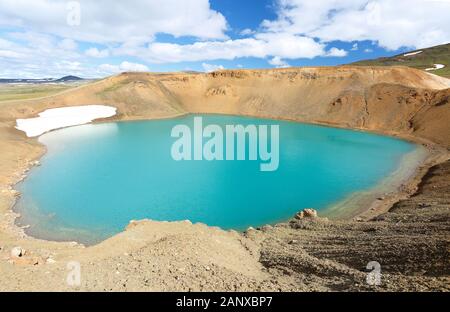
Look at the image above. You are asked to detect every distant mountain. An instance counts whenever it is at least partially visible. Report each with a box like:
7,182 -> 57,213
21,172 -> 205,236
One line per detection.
54,75 -> 84,82
351,43 -> 450,78
0,75 -> 84,84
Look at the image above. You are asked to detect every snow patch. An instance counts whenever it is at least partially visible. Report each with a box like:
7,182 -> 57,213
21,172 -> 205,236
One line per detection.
403,51 -> 423,57
16,105 -> 117,137
425,64 -> 445,71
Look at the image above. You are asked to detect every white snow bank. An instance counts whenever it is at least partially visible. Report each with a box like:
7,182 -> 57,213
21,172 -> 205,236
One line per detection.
403,51 -> 423,57
16,105 -> 117,137
425,64 -> 445,71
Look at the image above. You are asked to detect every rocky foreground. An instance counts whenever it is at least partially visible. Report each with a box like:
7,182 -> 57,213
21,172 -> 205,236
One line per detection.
257,160 -> 450,291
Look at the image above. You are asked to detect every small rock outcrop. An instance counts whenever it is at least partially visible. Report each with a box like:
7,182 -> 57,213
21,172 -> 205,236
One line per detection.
205,85 -> 233,97
295,209 -> 318,220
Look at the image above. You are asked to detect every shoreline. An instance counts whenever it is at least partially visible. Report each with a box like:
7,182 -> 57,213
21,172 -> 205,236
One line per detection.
324,144 -> 449,220
4,111 -> 449,246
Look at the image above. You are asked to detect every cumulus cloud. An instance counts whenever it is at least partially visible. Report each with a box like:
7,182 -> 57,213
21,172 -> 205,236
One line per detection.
262,0 -> 450,50
0,49 -> 25,58
0,0 -> 225,77
0,31 -> 149,78
0,0 -> 353,69
0,32 -> 85,78
326,47 -> 348,57
58,38 -> 77,51
201,63 -> 225,72
1,0 -> 449,78
98,61 -> 149,74
240,28 -> 256,36
268,56 -> 290,68
85,47 -> 109,58
0,0 -> 228,43
119,34 -> 327,64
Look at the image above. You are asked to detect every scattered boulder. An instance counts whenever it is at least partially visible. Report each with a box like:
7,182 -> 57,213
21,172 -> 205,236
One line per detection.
295,209 -> 318,220
244,226 -> 258,238
11,246 -> 25,258
261,225 -> 273,232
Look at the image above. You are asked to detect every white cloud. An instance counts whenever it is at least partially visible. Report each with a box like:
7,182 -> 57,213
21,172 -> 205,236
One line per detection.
121,33 -> 327,64
85,47 -> 109,58
0,32 -> 148,78
58,38 -> 77,50
202,63 -> 225,72
1,0 -> 449,78
98,61 -> 149,74
119,61 -> 149,72
0,0 -> 228,43
0,0 -> 351,71
326,47 -> 348,57
255,32 -> 325,59
0,0 -> 230,77
55,60 -> 82,72
0,49 -> 25,58
240,28 -> 256,36
0,32 -> 86,78
268,56 -> 290,68
262,0 -> 450,50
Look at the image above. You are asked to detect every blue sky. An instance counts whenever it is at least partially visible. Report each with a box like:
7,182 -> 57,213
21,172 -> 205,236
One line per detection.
0,0 -> 449,78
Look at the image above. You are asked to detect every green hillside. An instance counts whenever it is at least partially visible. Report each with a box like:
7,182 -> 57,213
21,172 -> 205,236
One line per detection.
352,43 -> 450,78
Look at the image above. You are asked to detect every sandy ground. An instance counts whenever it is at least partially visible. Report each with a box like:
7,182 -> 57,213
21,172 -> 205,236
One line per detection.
0,66 -> 449,291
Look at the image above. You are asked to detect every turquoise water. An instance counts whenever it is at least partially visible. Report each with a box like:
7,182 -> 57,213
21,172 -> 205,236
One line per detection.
15,115 -> 416,244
